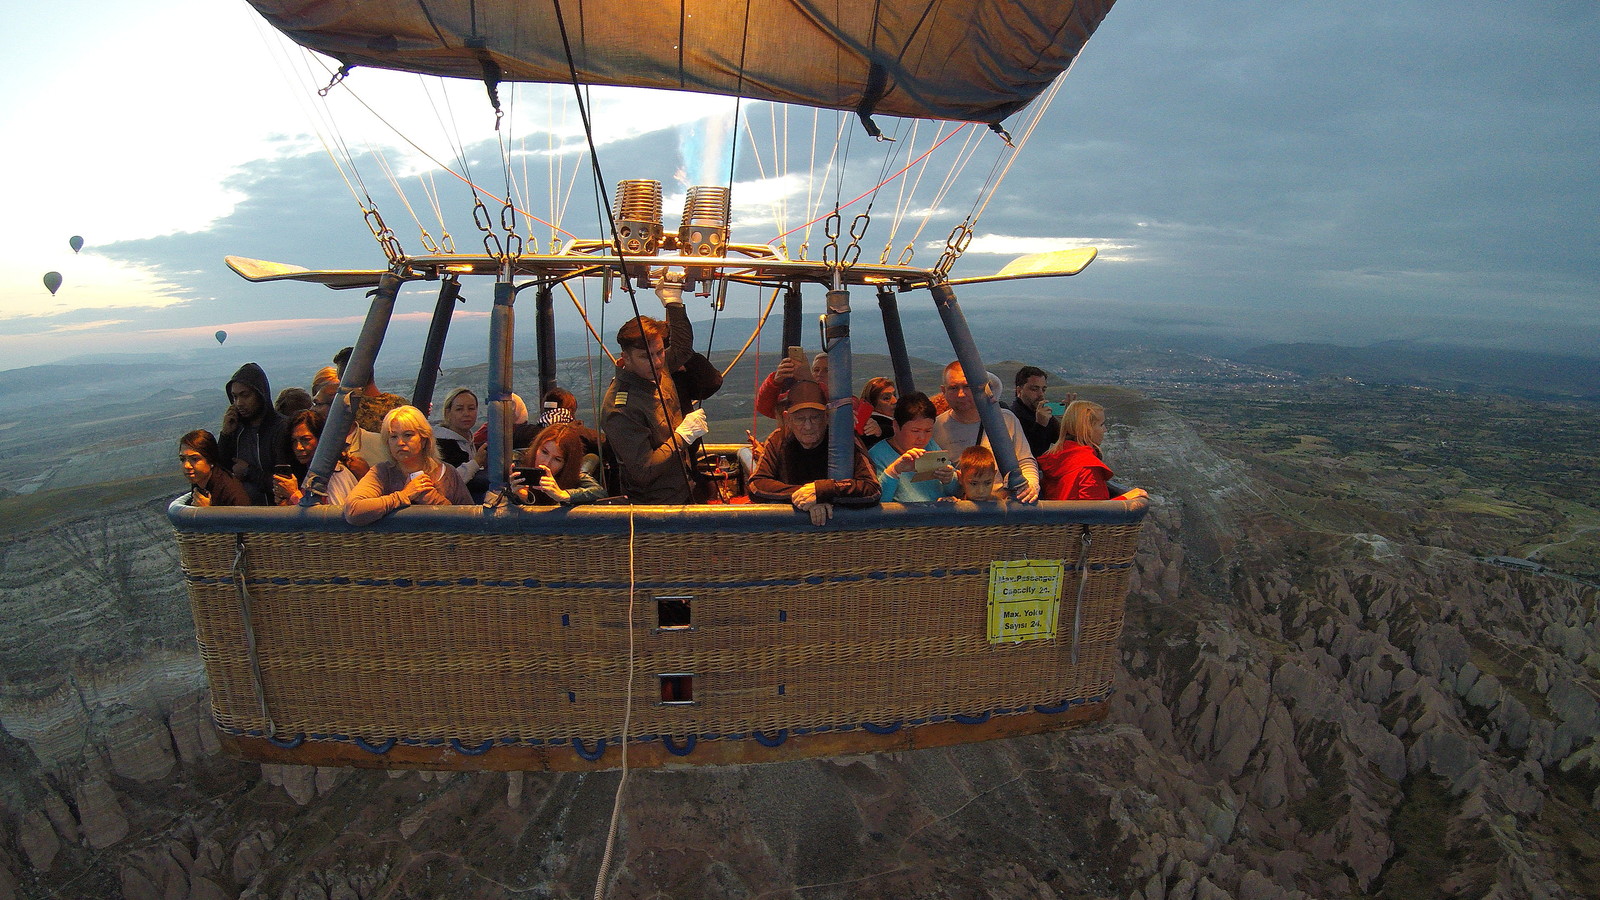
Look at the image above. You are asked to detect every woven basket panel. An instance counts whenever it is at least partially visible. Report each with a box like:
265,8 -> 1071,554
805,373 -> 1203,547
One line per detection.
177,521 -> 1139,742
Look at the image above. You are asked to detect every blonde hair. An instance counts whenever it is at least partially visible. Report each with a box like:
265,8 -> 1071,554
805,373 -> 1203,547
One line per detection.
311,366 -> 340,397
1055,400 -> 1105,450
441,386 -> 478,419
380,405 -> 441,471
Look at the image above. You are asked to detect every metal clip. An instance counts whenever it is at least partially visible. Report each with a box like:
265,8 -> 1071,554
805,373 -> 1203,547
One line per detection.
316,65 -> 351,97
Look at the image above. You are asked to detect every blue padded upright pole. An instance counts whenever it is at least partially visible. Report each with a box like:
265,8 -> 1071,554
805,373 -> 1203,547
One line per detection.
781,283 -> 803,353
876,286 -> 915,395
486,275 -> 516,499
411,276 -> 461,414
535,284 -> 556,401
824,288 -> 854,481
930,282 -> 1027,500
301,271 -> 402,507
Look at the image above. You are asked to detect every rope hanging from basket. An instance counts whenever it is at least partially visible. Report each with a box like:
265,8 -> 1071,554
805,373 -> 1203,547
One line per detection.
1069,527 -> 1093,666
231,535 -> 277,738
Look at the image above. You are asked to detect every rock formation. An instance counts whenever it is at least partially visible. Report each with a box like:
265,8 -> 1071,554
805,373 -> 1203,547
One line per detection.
1,397 -> 1595,898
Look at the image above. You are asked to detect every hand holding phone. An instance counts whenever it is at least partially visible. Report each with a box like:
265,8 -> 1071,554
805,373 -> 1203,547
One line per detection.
787,346 -> 814,382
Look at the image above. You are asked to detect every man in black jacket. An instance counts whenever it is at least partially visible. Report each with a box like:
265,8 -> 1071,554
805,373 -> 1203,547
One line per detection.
1004,365 -> 1064,458
601,274 -> 708,503
218,362 -> 289,505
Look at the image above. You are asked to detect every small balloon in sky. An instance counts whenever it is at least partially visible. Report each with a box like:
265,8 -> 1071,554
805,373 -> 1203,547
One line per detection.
215,330 -> 228,345
43,272 -> 63,295
69,235 -> 85,253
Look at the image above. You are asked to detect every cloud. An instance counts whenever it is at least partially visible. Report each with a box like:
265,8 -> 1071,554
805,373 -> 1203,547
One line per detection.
4,0 -> 1598,371
42,318 -> 132,334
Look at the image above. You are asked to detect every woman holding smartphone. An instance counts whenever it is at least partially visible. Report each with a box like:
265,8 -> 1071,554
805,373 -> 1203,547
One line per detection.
179,429 -> 252,507
343,406 -> 471,525
511,423 -> 607,506
867,392 -> 958,503
272,409 -> 358,506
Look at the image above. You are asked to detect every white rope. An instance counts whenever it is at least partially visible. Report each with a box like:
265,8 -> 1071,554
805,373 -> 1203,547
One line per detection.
970,73 -> 1069,228
740,110 -> 775,237
903,124 -> 986,253
592,503 -> 639,899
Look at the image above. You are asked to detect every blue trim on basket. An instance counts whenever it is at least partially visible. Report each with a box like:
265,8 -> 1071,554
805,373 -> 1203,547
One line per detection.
217,690 -> 1118,759
184,565 -> 997,592
753,729 -> 788,747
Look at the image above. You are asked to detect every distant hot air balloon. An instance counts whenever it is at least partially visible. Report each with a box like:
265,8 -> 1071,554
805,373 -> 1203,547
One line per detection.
215,330 -> 228,345
69,235 -> 84,253
43,272 -> 62,295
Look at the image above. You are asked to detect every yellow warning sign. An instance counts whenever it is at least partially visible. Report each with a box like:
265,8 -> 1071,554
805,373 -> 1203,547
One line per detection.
986,559 -> 1064,644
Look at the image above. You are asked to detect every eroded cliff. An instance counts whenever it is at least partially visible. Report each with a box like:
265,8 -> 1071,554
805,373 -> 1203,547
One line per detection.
1,398 -> 1595,899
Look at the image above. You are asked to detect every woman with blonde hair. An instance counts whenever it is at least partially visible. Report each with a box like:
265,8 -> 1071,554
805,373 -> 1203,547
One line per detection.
1037,400 -> 1114,501
343,405 -> 471,524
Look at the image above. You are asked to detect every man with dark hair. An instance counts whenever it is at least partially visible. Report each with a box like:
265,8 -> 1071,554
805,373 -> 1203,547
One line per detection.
333,345 -> 407,432
749,380 -> 880,525
1005,365 -> 1063,458
275,386 -> 314,417
218,362 -> 289,505
601,272 -> 707,503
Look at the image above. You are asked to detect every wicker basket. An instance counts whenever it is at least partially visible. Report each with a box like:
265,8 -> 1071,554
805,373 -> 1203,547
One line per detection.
171,498 -> 1144,770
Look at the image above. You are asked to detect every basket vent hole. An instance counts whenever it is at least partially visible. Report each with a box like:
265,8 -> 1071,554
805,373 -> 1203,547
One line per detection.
657,597 -> 692,630
659,674 -> 694,704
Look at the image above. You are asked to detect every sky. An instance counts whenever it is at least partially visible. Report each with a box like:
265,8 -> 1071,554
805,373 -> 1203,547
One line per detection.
1,0 -> 1597,372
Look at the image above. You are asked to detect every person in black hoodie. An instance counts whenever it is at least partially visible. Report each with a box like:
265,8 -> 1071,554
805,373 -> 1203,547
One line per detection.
218,362 -> 289,505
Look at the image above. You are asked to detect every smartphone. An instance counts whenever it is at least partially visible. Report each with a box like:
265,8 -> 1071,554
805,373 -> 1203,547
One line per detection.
914,450 -> 953,473
787,346 -> 814,381
1044,401 -> 1066,417
513,466 -> 544,485
273,464 -> 295,478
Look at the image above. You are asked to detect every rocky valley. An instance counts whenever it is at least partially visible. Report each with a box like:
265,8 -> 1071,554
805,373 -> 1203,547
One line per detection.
1,372 -> 1597,898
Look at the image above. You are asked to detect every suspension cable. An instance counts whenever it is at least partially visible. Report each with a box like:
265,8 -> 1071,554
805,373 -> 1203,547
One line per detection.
305,53 -> 576,240
771,123 -> 969,245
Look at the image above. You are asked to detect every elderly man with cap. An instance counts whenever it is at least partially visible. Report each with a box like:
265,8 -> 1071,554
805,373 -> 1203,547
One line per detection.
749,380 -> 880,525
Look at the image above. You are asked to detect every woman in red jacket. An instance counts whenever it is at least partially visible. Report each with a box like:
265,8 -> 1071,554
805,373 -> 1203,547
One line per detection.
1038,400 -> 1114,501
